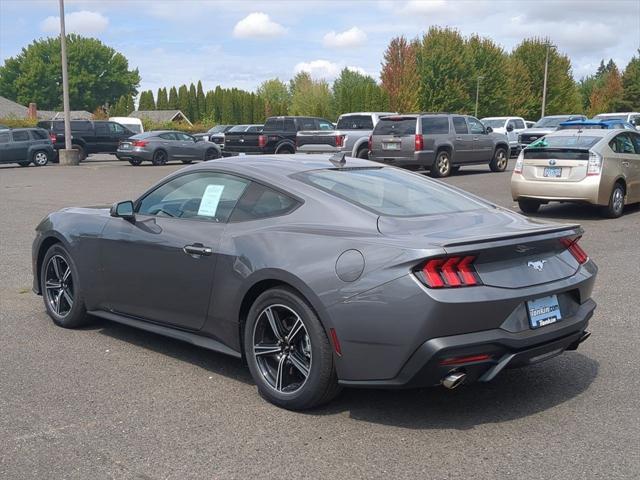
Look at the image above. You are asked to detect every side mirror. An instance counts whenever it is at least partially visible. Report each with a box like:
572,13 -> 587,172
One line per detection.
485,126 -> 493,133
110,200 -> 135,220
506,125 -> 514,132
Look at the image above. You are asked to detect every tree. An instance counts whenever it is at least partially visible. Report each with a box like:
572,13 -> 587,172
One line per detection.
156,87 -> 169,110
138,90 -> 155,110
588,66 -> 624,116
289,72 -> 333,118
196,81 -> 206,120
621,51 -> 640,111
177,85 -> 190,118
168,86 -> 178,109
333,68 -> 385,114
510,38 -> 582,119
188,83 -> 198,121
0,34 -> 139,111
380,36 -> 420,112
415,27 -> 471,113
506,56 -> 535,118
466,35 -> 509,117
257,78 -> 290,117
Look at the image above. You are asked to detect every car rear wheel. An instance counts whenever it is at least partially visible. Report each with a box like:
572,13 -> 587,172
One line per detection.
490,147 -> 508,172
72,144 -> 87,162
518,198 -> 541,214
41,244 -> 89,328
244,287 -> 341,410
276,145 -> 294,154
32,150 -> 50,167
431,150 -> 452,178
601,183 -> 625,218
152,150 -> 168,166
356,148 -> 369,159
204,148 -> 220,160
128,158 -> 143,166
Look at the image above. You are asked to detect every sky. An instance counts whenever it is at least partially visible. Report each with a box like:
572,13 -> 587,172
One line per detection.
1,0 -> 639,95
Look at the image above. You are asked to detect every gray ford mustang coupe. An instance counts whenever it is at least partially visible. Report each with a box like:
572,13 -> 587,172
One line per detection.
32,154 -> 597,409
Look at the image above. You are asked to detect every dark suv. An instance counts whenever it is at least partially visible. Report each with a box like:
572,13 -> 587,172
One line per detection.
37,120 -> 135,161
0,128 -> 55,167
369,114 -> 510,177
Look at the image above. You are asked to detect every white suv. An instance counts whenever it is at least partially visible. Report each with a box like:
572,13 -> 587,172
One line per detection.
481,117 -> 527,152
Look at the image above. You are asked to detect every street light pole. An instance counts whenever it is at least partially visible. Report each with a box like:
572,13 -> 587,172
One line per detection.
58,0 -> 78,165
541,42 -> 550,118
475,76 -> 483,117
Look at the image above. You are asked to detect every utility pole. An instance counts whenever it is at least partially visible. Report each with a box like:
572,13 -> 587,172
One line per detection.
541,42 -> 550,118
58,0 -> 79,165
474,76 -> 483,118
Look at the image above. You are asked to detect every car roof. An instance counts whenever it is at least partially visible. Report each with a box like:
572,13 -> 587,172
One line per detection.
546,129 -> 615,138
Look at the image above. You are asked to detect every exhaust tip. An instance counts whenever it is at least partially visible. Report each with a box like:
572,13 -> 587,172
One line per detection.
579,331 -> 591,344
442,371 -> 467,389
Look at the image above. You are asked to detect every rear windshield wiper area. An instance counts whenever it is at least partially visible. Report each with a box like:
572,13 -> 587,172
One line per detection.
524,148 -> 590,160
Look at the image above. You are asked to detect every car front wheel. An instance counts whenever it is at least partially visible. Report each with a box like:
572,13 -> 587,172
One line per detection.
32,150 -> 50,166
244,287 -> 341,410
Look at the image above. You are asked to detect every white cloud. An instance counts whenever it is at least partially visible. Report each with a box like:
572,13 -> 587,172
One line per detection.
323,26 -> 367,48
294,60 -> 370,80
232,12 -> 286,38
40,10 -> 109,35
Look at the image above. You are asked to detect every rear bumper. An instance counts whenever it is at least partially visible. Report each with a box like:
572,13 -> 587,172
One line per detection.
369,150 -> 435,168
339,299 -> 594,388
116,147 -> 153,161
511,173 -> 605,205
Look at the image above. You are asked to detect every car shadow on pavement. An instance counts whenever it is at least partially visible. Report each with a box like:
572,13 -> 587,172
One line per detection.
525,202 -> 640,221
310,353 -> 598,429
91,316 -> 254,385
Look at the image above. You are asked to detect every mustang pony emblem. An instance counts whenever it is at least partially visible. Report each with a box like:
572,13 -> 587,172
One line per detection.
528,260 -> 547,271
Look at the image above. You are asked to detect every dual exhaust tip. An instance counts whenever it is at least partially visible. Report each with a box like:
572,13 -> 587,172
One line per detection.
442,371 -> 467,389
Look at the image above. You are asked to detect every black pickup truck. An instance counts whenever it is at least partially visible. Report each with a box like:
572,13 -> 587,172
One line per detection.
37,120 -> 135,161
224,116 -> 333,155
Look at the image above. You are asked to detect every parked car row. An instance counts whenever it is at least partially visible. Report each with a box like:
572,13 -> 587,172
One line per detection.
0,128 -> 56,166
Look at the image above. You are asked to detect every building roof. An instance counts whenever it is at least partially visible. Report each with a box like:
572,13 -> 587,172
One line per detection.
38,110 -> 94,120
129,110 -> 192,126
0,96 -> 29,118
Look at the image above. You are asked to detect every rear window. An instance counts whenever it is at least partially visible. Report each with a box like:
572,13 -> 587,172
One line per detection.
558,123 -> 604,130
337,115 -> 373,130
528,135 -> 601,149
296,167 -> 484,217
228,125 -> 249,132
263,118 -> 284,132
421,116 -> 449,134
373,118 -> 416,136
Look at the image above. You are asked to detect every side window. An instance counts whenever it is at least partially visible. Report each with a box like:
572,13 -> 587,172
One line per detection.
421,116 -> 449,134
109,122 -> 125,133
452,117 -> 468,134
628,133 -> 640,154
30,129 -> 48,140
11,131 -> 30,141
630,115 -> 640,126
514,119 -> 526,129
298,118 -> 316,130
230,182 -> 299,222
137,172 -> 250,222
610,133 -> 635,154
0,132 -> 10,143
176,132 -> 194,141
318,120 -> 333,130
467,117 -> 485,134
283,119 -> 296,132
507,120 -> 517,130
94,123 -> 109,135
159,132 -> 176,140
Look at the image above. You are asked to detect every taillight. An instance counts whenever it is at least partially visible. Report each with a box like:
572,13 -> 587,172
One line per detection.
49,133 -> 57,142
514,150 -> 524,174
440,354 -> 492,366
587,151 -> 602,176
418,255 -> 480,288
561,236 -> 588,264
367,135 -> 372,152
132,140 -> 148,147
258,135 -> 266,148
335,134 -> 344,148
415,134 -> 424,151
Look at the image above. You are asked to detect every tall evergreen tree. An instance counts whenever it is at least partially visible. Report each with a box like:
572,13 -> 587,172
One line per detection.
177,85 -> 190,119
156,87 -> 169,110
621,51 -> 640,111
168,86 -> 178,109
138,90 -> 155,110
196,81 -> 206,120
188,83 -> 198,121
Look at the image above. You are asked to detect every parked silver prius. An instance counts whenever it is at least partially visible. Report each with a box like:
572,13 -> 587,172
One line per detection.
511,129 -> 640,217
116,130 -> 221,166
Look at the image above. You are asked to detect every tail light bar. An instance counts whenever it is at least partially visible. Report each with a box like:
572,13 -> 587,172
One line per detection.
561,236 -> 588,264
367,135 -> 372,152
417,255 -> 480,288
335,134 -> 345,148
514,150 -> 524,173
49,133 -> 57,143
132,140 -> 148,147
258,135 -> 267,148
415,134 -> 424,151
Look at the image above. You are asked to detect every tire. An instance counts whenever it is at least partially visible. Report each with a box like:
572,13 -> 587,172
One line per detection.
451,166 -> 461,174
40,244 -> 89,329
244,287 -> 341,410
152,149 -> 168,166
128,158 -> 143,166
518,198 -> 541,214
430,150 -> 452,178
18,161 -> 31,167
276,145 -> 294,154
356,148 -> 368,159
489,147 -> 508,172
72,144 -> 87,162
601,183 -> 625,218
32,150 -> 49,167
204,148 -> 220,161
181,159 -> 193,164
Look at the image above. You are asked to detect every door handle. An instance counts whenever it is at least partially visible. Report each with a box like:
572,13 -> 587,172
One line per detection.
622,161 -> 630,167
473,136 -> 479,140
455,136 -> 463,140
183,244 -> 212,256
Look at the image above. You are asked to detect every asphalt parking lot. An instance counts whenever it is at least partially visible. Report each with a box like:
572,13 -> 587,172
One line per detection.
1,155 -> 639,479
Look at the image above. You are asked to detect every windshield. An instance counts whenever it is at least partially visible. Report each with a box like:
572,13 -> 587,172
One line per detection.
208,125 -> 227,134
528,135 -> 601,149
296,167 -> 485,217
533,117 -> 571,128
228,125 -> 249,132
481,119 -> 506,128
373,118 -> 416,136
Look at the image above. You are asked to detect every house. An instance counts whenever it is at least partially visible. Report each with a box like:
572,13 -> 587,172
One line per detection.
129,110 -> 193,126
0,95 -> 92,120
